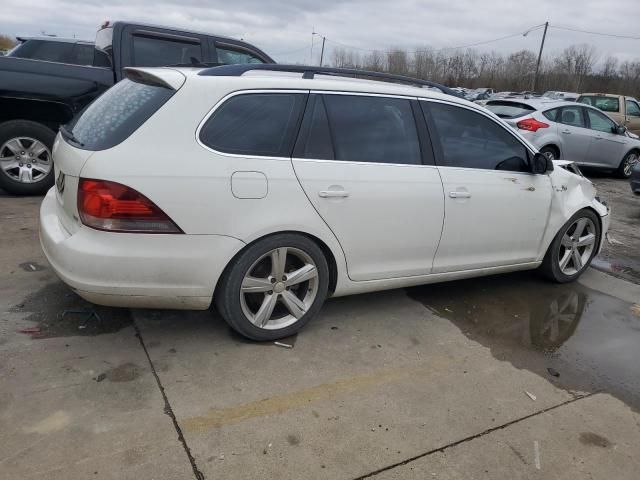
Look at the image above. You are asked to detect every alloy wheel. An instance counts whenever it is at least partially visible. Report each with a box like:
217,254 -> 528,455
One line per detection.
623,152 -> 638,177
0,137 -> 52,183
239,247 -> 319,330
557,217 -> 597,276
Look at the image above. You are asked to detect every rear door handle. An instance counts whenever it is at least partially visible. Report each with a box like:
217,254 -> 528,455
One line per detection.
319,190 -> 349,198
449,191 -> 471,199
561,129 -> 571,134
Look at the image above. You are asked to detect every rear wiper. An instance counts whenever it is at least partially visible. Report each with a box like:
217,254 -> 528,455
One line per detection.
59,124 -> 84,147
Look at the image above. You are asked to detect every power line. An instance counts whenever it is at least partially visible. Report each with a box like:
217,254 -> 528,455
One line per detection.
551,25 -> 640,41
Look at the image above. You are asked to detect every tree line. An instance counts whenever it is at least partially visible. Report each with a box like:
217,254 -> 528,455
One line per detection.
329,44 -> 640,97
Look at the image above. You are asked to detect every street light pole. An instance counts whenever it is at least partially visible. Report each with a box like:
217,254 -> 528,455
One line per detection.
532,21 -> 549,92
319,36 -> 326,66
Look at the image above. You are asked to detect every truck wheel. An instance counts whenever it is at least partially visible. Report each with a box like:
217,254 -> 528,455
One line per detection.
0,120 -> 56,195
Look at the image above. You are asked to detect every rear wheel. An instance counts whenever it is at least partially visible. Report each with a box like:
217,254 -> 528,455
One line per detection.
215,234 -> 329,341
0,120 -> 56,195
540,209 -> 601,283
539,146 -> 559,161
617,150 -> 639,179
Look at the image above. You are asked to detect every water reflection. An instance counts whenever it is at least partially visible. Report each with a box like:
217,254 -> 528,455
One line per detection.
406,271 -> 640,411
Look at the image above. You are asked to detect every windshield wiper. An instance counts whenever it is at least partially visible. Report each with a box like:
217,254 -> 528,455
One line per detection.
59,124 -> 84,147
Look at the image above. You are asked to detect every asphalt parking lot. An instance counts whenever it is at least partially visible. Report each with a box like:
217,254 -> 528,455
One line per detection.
1,176 -> 639,479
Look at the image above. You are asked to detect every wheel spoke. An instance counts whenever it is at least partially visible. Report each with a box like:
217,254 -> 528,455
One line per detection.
559,250 -> 572,270
284,264 -> 317,286
280,290 -> 307,319
253,293 -> 278,327
573,218 -> 587,238
32,164 -> 49,175
576,233 -> 595,247
241,276 -> 273,293
3,138 -> 24,155
572,249 -> 583,270
18,167 -> 33,183
0,159 -> 19,171
270,247 -> 287,279
561,235 -> 572,247
29,142 -> 48,158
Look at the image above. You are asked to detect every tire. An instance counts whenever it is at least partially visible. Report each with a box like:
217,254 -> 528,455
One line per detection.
540,209 -> 601,283
539,146 -> 559,161
215,233 -> 330,341
0,120 -> 56,195
616,150 -> 639,179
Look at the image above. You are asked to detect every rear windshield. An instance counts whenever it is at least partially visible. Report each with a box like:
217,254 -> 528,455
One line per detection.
485,101 -> 536,119
577,96 -> 619,112
67,79 -> 174,151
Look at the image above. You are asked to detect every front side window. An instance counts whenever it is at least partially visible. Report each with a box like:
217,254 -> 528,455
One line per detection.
424,102 -> 529,172
558,106 -> 585,128
132,35 -> 202,67
303,94 -> 421,165
626,100 -> 640,117
199,93 -> 306,157
216,46 -> 264,65
68,79 -> 175,151
586,109 -> 616,133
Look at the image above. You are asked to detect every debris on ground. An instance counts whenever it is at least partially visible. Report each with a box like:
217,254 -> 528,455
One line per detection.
18,326 -> 41,334
547,367 -> 560,377
533,440 -> 541,470
631,304 -> 640,317
95,373 -> 107,382
525,391 -> 537,401
274,341 -> 293,349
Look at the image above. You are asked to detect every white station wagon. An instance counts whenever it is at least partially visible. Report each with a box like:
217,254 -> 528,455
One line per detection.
40,65 -> 610,340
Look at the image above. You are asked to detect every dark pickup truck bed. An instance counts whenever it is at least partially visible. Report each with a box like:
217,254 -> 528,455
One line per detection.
0,21 -> 273,195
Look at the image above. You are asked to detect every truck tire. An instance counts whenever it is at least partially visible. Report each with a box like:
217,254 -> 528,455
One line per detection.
0,120 -> 56,195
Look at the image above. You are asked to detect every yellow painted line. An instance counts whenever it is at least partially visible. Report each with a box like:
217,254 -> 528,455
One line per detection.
183,360 -> 451,432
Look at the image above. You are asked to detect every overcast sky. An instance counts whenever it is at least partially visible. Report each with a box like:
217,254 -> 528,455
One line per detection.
2,0 -> 639,65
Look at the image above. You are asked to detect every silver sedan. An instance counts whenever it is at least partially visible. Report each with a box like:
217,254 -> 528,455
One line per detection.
485,99 -> 640,178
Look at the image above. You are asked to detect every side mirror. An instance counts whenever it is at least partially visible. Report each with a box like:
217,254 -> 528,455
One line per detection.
615,125 -> 627,135
532,152 -> 553,174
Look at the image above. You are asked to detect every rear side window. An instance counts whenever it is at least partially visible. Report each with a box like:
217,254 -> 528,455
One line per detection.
199,93 -> 306,157
297,94 -> 421,165
577,96 -> 619,112
485,101 -> 535,119
216,46 -> 264,64
72,44 -> 95,65
10,40 -> 72,63
424,102 -> 529,172
626,100 -> 640,117
68,79 -> 175,151
558,106 -> 585,128
132,35 -> 202,67
542,108 -> 560,121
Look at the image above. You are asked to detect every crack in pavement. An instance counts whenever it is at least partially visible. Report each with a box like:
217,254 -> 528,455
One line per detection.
133,320 -> 205,480
352,391 -> 599,479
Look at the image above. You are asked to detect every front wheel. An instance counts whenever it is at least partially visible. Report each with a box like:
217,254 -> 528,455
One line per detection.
0,120 -> 56,195
540,209 -> 601,283
617,150 -> 639,179
215,234 -> 329,341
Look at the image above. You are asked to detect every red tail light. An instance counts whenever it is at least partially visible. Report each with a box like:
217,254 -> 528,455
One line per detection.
516,118 -> 549,132
78,179 -> 182,233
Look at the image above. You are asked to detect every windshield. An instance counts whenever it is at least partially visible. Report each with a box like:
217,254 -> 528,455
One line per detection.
578,96 -> 619,112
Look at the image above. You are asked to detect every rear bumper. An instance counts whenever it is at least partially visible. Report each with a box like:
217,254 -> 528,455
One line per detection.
39,188 -> 245,310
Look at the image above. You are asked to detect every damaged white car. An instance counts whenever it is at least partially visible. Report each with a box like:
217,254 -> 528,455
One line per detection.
40,65 -> 610,340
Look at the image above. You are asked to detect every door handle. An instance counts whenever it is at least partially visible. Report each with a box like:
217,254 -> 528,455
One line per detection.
319,190 -> 349,198
594,135 -> 602,140
449,191 -> 471,199
561,129 -> 571,134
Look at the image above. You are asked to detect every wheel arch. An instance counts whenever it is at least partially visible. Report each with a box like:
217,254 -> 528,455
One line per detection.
0,98 -> 73,131
213,230 -> 340,302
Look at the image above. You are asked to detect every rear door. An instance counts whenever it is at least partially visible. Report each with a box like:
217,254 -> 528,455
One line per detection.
422,100 -> 552,272
584,107 -> 628,168
292,93 -> 445,281
556,105 -> 591,162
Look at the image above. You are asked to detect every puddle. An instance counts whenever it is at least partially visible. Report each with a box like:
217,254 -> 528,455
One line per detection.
406,271 -> 640,411
11,282 -> 132,338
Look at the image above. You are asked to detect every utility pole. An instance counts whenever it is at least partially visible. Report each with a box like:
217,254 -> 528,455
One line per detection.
319,36 -> 326,66
532,21 -> 549,92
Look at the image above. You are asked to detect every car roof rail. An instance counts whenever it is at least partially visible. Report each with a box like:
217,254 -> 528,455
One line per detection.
197,64 -> 461,97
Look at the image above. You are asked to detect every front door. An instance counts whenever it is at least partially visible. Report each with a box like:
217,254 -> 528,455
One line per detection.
624,98 -> 640,135
292,93 -> 445,281
422,100 -> 552,273
584,107 -> 628,168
